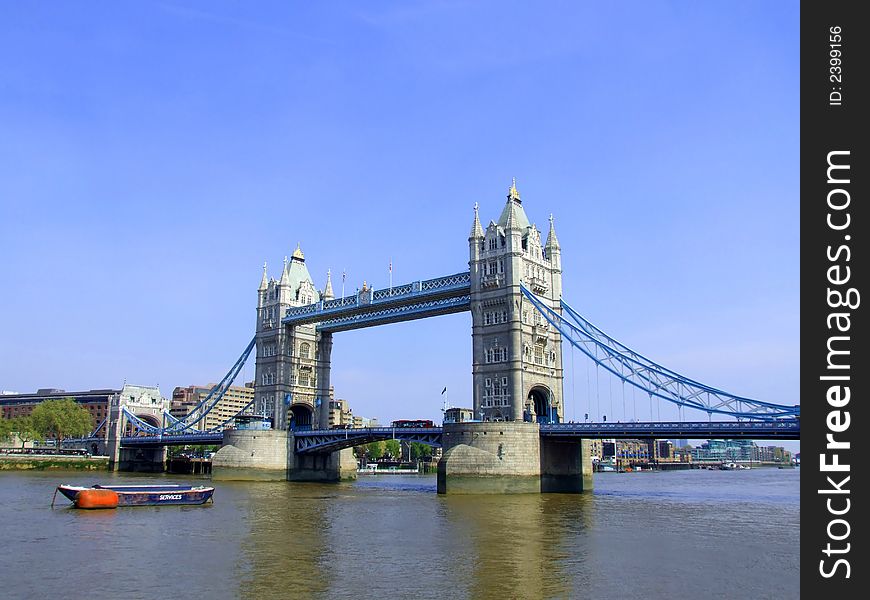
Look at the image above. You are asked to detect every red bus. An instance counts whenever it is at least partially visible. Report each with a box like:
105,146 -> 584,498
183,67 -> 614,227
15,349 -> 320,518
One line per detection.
391,419 -> 435,428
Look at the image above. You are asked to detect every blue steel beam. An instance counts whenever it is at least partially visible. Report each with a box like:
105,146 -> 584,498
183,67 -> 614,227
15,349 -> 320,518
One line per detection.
292,419 -> 799,453
121,432 -> 224,447
69,419 -> 799,450
294,427 -> 443,454
318,295 -> 470,332
282,271 -> 471,330
539,420 -> 800,440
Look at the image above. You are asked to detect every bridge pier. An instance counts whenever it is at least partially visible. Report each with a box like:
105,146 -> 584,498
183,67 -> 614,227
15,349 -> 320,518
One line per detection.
288,444 -> 357,482
118,446 -> 167,472
437,422 -> 592,494
212,429 -> 290,480
212,428 -> 357,482
540,437 -> 593,493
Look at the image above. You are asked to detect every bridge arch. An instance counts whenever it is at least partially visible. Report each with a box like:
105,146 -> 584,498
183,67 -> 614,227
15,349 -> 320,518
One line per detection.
125,413 -> 161,436
526,385 -> 555,424
289,404 -> 314,430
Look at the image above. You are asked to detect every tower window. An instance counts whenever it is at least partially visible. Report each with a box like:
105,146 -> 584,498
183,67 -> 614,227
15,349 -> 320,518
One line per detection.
300,343 -> 310,359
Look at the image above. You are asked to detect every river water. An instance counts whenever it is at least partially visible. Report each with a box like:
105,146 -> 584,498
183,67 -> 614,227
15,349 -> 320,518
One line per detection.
0,468 -> 799,599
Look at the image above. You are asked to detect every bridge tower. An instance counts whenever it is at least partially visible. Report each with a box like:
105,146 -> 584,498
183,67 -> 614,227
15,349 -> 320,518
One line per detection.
468,179 -> 564,423
254,246 -> 329,430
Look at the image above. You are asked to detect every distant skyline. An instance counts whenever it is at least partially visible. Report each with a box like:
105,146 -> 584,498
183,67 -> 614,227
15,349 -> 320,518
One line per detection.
0,2 -> 799,449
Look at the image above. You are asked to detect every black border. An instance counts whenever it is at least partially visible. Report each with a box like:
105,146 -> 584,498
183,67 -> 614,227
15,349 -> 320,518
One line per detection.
802,1 -> 868,594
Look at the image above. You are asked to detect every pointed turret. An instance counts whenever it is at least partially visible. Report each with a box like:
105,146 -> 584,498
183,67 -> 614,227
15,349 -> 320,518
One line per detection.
323,269 -> 335,300
469,202 -> 484,239
279,256 -> 291,287
545,214 -> 560,250
498,177 -> 530,231
259,261 -> 269,291
508,177 -> 521,203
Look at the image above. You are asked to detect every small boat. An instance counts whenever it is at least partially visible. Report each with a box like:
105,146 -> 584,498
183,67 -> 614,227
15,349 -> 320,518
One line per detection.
54,483 -> 214,509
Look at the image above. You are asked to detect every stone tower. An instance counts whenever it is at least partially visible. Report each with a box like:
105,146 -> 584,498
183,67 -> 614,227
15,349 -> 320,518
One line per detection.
255,245 -> 329,429
468,180 -> 564,423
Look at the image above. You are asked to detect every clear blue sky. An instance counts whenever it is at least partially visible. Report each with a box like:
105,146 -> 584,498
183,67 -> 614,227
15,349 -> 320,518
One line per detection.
0,2 -> 799,449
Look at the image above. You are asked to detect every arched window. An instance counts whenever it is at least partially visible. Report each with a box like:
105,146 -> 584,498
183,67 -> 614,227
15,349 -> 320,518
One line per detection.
300,343 -> 310,359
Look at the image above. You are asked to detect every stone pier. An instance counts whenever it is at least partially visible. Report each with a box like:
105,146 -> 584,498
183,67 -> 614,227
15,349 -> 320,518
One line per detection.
212,429 -> 289,481
437,422 -> 593,494
287,446 -> 357,482
540,437 -> 594,493
212,428 -> 357,482
117,447 -> 168,472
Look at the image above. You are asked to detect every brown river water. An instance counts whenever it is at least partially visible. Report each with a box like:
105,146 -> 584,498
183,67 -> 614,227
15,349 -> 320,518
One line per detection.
0,468 -> 799,599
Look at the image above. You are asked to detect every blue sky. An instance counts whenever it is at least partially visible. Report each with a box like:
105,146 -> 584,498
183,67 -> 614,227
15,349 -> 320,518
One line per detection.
0,2 -> 799,449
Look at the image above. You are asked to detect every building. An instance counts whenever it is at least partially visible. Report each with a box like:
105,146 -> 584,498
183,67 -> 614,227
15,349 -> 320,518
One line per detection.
444,407 -> 475,423
328,396 -> 353,428
171,382 -> 255,431
469,180 -> 564,422
688,439 -> 791,463
651,439 -> 675,461
0,384 -> 166,434
602,439 -> 652,464
327,394 -> 376,429
588,439 -> 604,462
255,245 -> 330,429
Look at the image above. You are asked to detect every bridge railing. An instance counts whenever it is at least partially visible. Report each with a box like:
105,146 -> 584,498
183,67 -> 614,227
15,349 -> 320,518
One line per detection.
283,271 -> 471,324
541,420 -> 800,432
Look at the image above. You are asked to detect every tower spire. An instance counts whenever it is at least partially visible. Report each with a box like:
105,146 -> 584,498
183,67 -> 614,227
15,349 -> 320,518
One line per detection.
545,213 -> 560,250
279,255 -> 291,286
259,261 -> 269,291
469,202 -> 484,239
323,269 -> 335,300
508,177 -> 521,203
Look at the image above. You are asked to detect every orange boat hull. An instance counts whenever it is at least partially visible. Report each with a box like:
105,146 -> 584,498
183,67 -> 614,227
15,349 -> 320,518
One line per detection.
75,489 -> 119,509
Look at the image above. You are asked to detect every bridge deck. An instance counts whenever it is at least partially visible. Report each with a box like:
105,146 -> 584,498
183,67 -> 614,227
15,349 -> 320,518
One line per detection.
292,420 -> 799,454
282,272 -> 471,332
76,420 -> 798,452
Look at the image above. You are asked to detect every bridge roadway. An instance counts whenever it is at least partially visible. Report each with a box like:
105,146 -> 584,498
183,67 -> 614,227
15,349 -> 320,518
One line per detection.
281,271 -> 471,332
114,420 -> 799,452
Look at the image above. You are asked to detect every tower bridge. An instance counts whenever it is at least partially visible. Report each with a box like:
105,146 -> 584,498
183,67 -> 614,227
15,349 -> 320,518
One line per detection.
92,180 -> 798,491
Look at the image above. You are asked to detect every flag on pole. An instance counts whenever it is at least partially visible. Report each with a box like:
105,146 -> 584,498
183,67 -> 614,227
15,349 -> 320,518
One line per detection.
441,387 -> 447,395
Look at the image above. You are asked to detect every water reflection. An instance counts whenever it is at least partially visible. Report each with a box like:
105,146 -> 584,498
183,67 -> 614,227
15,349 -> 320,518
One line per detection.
442,493 -> 594,600
240,482 -> 331,599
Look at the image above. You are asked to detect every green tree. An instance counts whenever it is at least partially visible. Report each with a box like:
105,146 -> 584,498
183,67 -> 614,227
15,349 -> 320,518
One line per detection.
30,398 -> 93,448
0,414 -> 11,441
364,441 -> 384,460
384,439 -> 400,459
8,416 -> 38,448
410,442 -> 430,460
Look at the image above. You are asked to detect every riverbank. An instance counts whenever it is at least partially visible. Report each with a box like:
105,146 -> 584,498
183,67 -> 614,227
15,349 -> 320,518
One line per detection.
0,455 -> 109,470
